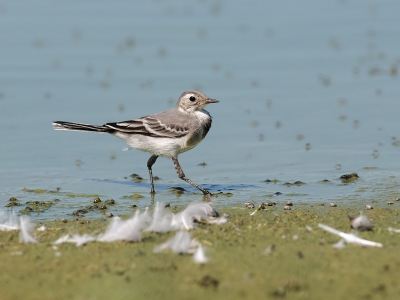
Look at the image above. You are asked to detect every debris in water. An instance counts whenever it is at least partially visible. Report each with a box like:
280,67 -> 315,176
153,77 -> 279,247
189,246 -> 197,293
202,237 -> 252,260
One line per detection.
245,202 -> 255,209
340,173 -> 359,183
153,231 -> 208,264
318,223 -> 382,248
348,213 -> 372,231
97,209 -> 150,242
388,227 -> 400,233
332,239 -> 346,249
154,231 -> 196,254
53,202 -> 225,247
193,244 -> 208,264
19,216 -> 38,244
0,210 -> 19,231
37,225 -> 46,231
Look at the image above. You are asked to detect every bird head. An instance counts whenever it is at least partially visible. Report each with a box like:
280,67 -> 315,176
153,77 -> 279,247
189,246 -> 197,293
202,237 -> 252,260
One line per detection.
177,90 -> 219,112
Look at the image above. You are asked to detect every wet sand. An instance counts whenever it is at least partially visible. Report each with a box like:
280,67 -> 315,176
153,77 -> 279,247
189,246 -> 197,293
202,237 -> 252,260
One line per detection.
1,195 -> 400,300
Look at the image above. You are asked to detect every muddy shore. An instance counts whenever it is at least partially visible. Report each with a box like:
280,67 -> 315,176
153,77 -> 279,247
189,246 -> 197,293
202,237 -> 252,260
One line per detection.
1,198 -> 400,300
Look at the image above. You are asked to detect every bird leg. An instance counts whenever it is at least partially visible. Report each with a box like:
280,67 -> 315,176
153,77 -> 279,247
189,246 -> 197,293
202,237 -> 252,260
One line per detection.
172,156 -> 211,196
147,155 -> 158,194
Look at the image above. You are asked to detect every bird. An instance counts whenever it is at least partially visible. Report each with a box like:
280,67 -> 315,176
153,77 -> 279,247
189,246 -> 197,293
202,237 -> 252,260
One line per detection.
52,90 -> 219,197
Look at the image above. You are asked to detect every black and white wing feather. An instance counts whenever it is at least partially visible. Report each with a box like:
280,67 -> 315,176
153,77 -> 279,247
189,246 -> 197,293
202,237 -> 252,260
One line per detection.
105,116 -> 189,138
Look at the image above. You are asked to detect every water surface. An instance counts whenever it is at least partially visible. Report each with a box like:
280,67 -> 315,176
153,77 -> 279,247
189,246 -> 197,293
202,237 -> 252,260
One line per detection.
1,1 -> 399,220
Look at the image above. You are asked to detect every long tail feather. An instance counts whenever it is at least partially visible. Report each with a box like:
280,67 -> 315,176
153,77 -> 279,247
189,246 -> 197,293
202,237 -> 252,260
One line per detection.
52,121 -> 109,132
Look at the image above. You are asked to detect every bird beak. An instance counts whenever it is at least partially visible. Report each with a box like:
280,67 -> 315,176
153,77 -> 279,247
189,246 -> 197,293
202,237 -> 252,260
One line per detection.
205,98 -> 219,104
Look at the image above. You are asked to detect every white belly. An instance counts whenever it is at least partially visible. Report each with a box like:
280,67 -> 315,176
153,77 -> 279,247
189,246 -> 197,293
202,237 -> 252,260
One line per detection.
113,132 -> 190,157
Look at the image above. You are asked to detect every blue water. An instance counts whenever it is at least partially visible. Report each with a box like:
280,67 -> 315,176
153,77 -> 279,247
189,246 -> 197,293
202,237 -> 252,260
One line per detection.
1,1 -> 399,220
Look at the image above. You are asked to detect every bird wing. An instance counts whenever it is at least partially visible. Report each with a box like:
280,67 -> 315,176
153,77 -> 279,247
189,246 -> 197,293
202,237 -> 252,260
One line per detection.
104,115 -> 189,138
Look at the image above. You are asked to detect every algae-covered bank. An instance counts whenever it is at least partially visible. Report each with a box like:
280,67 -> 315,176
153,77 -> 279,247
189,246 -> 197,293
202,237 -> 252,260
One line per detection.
1,202 -> 400,300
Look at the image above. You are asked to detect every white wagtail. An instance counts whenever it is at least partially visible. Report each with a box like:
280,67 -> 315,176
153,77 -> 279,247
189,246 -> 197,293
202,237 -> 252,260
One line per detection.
53,90 -> 219,196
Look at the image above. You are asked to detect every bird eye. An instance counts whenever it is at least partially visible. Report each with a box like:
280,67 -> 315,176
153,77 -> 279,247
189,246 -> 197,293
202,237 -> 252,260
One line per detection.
189,96 -> 196,102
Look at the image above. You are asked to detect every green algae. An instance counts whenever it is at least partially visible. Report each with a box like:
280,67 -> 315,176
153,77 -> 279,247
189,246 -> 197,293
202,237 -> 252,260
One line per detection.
5,202 -> 21,208
1,205 -> 400,300
121,194 -> 145,200
4,197 -> 54,215
22,188 -> 48,194
22,201 -> 53,214
340,173 -> 360,184
212,192 -> 234,197
65,193 -> 102,199
5,197 -> 22,208
22,187 -> 103,199
104,199 -> 116,205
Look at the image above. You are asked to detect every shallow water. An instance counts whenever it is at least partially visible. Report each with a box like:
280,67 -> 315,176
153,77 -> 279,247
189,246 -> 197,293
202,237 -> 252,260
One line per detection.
1,1 -> 399,220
